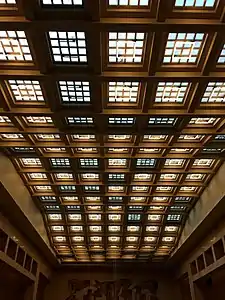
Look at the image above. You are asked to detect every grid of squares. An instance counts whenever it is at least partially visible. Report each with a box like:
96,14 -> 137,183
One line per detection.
58,81 -> 90,103
41,0 -> 83,5
1,0 -> 224,264
108,0 -> 149,5
155,82 -> 189,103
175,0 -> 216,7
201,82 -> 225,103
48,31 -> 87,63
8,80 -> 45,102
218,44 -> 225,64
109,32 -> 145,63
108,82 -> 139,103
0,31 -> 32,61
163,33 -> 205,64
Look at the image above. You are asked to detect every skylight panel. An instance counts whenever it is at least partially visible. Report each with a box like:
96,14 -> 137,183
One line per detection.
81,173 -> 99,180
108,158 -> 127,167
8,80 -> 44,102
193,158 -> 214,167
42,0 -> 83,5
67,116 -> 93,125
134,173 -> 152,180
1,133 -> 24,140
84,185 -> 100,192
179,134 -> 204,141
201,82 -> 225,103
48,213 -> 62,221
36,134 -> 60,140
175,0 -> 216,7
109,0 -> 149,5
132,186 -> 148,192
29,173 -> 47,180
164,33 -> 205,64
218,44 -> 225,64
0,116 -> 11,123
0,31 -> 32,61
108,134 -> 131,140
167,214 -> 181,222
80,158 -> 98,167
109,173 -> 125,180
48,31 -> 87,63
155,82 -> 189,103
73,134 -> 95,141
108,82 -> 139,103
58,81 -> 90,103
21,158 -> 42,167
160,174 -> 177,181
55,173 -> 73,180
24,116 -> 53,124
149,117 -> 177,125
108,32 -> 145,63
108,196 -> 123,202
165,159 -> 185,167
50,158 -> 70,167
109,117 -> 134,125
59,185 -> 76,192
128,214 -> 141,221
186,173 -> 204,180
136,158 -> 156,167
40,196 -> 56,202
148,214 -> 162,221
146,226 -> 159,232
143,135 -> 167,141
189,117 -> 217,125
152,196 -> 169,202
0,0 -> 16,3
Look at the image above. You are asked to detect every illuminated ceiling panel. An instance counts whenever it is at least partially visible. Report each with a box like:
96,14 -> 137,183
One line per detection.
175,0 -> 216,7
1,0 -> 224,264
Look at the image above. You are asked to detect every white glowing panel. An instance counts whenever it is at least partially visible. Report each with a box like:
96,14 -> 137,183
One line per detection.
164,33 -> 205,64
59,81 -> 90,103
0,31 -> 32,61
155,82 -> 189,103
109,32 -> 145,63
8,80 -> 44,102
109,0 -> 149,5
49,31 -> 87,63
201,82 -> 225,103
109,82 -> 139,103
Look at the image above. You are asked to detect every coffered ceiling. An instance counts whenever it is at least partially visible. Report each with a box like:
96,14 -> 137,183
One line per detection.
0,0 -> 225,263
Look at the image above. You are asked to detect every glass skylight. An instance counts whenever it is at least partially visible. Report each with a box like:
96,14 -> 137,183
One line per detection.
189,117 -> 217,125
8,80 -> 44,102
0,116 -> 11,123
0,31 -> 32,61
155,82 -> 189,103
175,0 -> 216,7
0,0 -> 16,3
108,81 -> 139,103
163,33 -> 205,64
48,31 -> 87,63
109,117 -> 134,125
109,32 -> 145,63
25,116 -> 53,124
21,158 -> 42,167
109,0 -> 149,5
109,173 -> 125,180
136,158 -> 156,167
58,81 -> 90,103
80,158 -> 98,167
218,44 -> 225,64
165,159 -> 185,167
42,0 -> 83,5
108,158 -> 127,167
201,82 -> 225,103
149,117 -> 177,125
67,116 -> 93,125
50,158 -> 70,167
